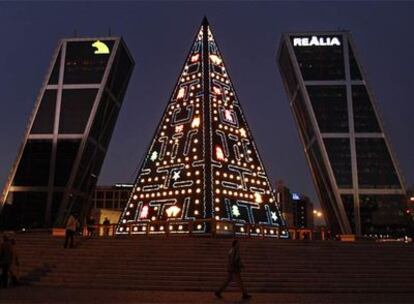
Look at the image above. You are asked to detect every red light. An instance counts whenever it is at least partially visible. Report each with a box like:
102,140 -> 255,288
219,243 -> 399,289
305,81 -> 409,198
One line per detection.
215,146 -> 225,161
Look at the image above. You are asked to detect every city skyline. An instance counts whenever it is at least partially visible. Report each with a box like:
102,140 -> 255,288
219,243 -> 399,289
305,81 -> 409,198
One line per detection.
1,2 -> 413,209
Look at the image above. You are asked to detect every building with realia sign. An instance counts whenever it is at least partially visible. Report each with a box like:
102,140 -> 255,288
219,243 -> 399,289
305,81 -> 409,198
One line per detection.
0,37 -> 134,229
278,31 -> 411,237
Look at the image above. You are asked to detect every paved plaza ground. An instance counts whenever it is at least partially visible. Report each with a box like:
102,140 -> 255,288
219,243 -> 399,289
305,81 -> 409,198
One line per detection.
0,286 -> 413,304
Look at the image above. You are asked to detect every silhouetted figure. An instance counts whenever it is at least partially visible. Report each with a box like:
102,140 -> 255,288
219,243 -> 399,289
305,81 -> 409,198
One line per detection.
64,214 -> 79,248
215,239 -> 251,300
9,238 -> 20,286
0,234 -> 13,288
103,217 -> 111,236
86,215 -> 96,237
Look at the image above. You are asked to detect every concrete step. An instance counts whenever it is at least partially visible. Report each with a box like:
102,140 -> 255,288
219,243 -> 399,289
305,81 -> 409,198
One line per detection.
12,234 -> 414,293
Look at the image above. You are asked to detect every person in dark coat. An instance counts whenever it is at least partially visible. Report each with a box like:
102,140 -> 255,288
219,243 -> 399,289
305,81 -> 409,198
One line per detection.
86,215 -> 96,237
103,217 -> 110,236
215,239 -> 251,300
0,234 -> 13,288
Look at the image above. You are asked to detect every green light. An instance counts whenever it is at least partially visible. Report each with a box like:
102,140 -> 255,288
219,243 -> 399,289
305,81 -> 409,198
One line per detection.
150,151 -> 158,161
232,205 -> 240,217
92,40 -> 110,54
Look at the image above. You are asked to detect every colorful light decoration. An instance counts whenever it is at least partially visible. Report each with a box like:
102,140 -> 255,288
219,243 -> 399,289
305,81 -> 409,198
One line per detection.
166,206 -> 181,217
139,206 -> 149,219
215,146 -> 225,161
172,170 -> 181,181
92,40 -> 110,54
191,54 -> 199,62
213,86 -> 221,95
232,205 -> 240,217
239,128 -> 247,137
254,192 -> 263,203
175,125 -> 184,133
177,87 -> 185,99
191,116 -> 200,128
224,109 -> 234,123
209,54 -> 222,65
150,151 -> 158,161
116,20 -> 286,237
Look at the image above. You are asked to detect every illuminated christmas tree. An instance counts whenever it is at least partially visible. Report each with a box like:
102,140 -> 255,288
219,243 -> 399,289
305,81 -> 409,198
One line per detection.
117,18 -> 287,237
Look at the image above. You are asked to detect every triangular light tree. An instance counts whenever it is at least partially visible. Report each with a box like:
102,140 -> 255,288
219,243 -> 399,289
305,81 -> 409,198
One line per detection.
117,18 -> 287,237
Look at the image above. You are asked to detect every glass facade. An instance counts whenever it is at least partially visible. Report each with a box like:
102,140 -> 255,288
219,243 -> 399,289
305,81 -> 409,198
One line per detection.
307,85 -> 348,133
92,185 -> 132,210
64,41 -> 114,84
291,35 -> 344,80
279,44 -> 299,97
359,195 -> 408,237
59,89 -> 97,134
279,32 -> 410,237
31,90 -> 57,134
14,140 -> 52,187
0,38 -> 134,229
48,50 -> 61,85
291,91 -> 314,144
356,138 -> 400,188
341,194 -> 355,234
54,140 -> 81,187
0,192 -> 48,229
352,85 -> 381,133
348,44 -> 362,80
324,138 -> 352,188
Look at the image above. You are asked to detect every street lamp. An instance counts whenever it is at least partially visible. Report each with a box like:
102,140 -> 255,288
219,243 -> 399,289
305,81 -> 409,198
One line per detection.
313,210 -> 323,218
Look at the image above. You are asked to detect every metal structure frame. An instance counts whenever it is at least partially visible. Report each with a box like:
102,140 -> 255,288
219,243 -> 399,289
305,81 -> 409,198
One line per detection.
277,31 -> 407,236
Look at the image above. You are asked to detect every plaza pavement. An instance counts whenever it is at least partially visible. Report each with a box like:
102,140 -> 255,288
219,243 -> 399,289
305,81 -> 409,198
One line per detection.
0,286 -> 413,304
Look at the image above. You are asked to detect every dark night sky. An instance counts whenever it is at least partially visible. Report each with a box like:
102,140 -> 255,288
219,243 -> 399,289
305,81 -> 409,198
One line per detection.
0,2 -> 413,208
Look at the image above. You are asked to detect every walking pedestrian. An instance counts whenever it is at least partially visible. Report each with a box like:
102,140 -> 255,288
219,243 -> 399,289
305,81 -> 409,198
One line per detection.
86,215 -> 96,237
0,234 -> 13,288
103,217 -> 110,236
64,214 -> 79,248
215,239 -> 251,300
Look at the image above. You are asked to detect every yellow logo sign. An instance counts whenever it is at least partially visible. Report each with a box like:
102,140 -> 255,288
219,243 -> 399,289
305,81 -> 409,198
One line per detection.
92,40 -> 110,54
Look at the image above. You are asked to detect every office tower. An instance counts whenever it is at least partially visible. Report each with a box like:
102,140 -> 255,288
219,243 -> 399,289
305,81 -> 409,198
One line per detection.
278,32 -> 410,237
0,37 -> 134,228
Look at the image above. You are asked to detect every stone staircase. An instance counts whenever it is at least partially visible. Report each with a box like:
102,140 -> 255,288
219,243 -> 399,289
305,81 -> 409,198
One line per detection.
12,233 -> 414,293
